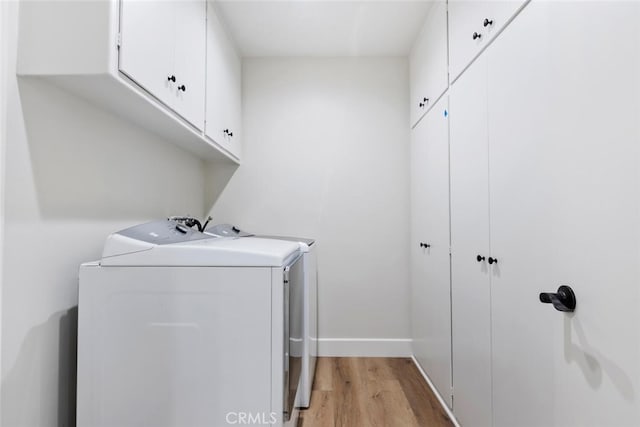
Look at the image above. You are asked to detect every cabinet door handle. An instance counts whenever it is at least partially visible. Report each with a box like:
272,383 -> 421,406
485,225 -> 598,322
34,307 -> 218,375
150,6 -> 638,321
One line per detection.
476,255 -> 486,262
177,84 -> 186,92
418,98 -> 429,108
419,242 -> 431,248
488,257 -> 498,265
539,285 -> 576,312
224,129 -> 234,137
472,32 -> 482,40
167,75 -> 176,82
483,18 -> 494,27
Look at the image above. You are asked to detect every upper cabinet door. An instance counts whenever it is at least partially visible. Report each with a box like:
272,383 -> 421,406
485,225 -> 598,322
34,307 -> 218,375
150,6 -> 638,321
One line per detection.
119,0 -> 176,109
206,3 -> 242,159
448,0 -> 527,83
409,0 -> 448,128
448,0 -> 486,83
120,0 -> 206,131
173,0 -> 206,130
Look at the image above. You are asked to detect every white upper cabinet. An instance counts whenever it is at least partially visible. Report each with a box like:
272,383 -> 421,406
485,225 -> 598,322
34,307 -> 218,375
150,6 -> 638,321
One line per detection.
448,0 -> 527,83
119,0 -> 206,130
173,1 -> 207,130
409,0 -> 448,128
206,3 -> 242,160
17,0 -> 236,163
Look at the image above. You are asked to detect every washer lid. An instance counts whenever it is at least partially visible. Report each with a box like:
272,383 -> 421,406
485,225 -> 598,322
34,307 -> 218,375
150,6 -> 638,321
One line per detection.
100,220 -> 301,267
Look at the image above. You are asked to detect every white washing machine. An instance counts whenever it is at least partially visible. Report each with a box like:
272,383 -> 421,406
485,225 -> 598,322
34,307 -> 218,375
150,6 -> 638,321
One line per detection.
206,225 -> 317,408
77,220 -> 304,427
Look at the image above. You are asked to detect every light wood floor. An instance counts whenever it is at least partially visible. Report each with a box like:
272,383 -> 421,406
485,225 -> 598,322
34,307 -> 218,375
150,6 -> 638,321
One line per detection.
298,357 -> 454,427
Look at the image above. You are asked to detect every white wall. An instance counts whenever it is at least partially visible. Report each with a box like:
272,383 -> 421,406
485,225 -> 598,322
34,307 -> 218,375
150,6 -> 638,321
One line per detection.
0,2 -> 8,417
1,3 -> 205,426
208,58 -> 411,356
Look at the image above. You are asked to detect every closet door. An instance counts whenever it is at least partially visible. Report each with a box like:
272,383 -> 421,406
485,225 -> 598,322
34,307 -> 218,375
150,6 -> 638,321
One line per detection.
449,55 -> 492,427
487,2 -> 640,426
410,115 -> 431,384
410,97 -> 452,407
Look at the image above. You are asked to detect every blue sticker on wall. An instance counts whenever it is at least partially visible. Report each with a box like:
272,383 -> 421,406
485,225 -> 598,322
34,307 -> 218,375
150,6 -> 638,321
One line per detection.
444,110 -> 448,117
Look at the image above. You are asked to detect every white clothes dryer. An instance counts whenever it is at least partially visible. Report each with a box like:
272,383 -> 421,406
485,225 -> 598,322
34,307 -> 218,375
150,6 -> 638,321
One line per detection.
206,225 -> 318,409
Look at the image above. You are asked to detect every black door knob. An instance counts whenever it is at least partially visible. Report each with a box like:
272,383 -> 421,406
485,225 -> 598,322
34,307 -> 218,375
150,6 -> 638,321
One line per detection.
539,285 -> 576,312
419,242 -> 431,248
483,18 -> 494,27
476,255 -> 486,262
178,84 -> 186,92
488,257 -> 498,264
419,98 -> 429,108
167,75 -> 176,82
472,32 -> 482,40
224,129 -> 234,137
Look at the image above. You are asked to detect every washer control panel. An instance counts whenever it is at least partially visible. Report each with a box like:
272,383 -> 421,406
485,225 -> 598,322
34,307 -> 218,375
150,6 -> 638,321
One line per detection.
117,220 -> 213,245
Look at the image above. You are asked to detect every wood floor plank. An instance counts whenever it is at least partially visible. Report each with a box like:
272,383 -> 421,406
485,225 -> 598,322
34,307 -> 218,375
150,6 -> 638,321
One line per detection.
299,357 -> 453,427
362,357 -> 397,382
298,391 -> 335,427
312,357 -> 334,391
388,358 -> 453,427
361,379 -> 421,427
332,358 -> 365,427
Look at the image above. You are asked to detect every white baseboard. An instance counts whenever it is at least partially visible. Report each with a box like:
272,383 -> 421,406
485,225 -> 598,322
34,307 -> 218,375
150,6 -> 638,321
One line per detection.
411,356 -> 461,427
317,338 -> 412,357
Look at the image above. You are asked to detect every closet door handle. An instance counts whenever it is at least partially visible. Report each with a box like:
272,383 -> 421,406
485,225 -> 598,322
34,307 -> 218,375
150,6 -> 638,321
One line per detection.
483,18 -> 494,27
476,255 -> 485,262
488,257 -> 498,265
539,285 -> 576,312
472,32 -> 482,40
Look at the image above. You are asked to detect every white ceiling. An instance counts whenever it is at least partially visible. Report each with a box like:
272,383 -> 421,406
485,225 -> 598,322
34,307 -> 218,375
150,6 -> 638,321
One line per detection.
215,1 -> 434,57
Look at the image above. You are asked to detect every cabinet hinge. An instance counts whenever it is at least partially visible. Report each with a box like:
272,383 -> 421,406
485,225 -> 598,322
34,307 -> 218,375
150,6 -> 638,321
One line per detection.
116,32 -> 122,48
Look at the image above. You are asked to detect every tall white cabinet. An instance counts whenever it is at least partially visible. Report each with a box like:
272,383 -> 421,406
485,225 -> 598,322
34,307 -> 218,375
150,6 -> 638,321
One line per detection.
444,1 -> 640,426
410,96 -> 452,408
487,2 -> 640,426
449,54 -> 492,427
